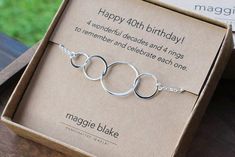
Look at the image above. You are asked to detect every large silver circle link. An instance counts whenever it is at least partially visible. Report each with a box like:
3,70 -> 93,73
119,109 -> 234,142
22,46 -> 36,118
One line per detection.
100,61 -> 139,97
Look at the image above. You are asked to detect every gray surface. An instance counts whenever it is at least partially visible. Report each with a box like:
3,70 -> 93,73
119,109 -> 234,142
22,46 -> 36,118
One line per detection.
0,33 -> 28,70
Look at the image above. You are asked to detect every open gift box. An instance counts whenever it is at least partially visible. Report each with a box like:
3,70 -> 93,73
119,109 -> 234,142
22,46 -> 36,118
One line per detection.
1,0 -> 233,157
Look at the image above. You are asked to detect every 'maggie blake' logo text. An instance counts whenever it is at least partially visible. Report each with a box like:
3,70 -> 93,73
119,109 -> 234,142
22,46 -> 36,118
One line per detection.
65,113 -> 119,139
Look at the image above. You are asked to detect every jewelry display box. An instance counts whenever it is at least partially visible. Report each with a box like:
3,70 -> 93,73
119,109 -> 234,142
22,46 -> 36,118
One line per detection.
1,0 -> 233,157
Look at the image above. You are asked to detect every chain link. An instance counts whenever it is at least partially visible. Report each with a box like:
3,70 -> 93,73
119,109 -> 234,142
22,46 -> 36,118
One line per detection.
157,83 -> 184,93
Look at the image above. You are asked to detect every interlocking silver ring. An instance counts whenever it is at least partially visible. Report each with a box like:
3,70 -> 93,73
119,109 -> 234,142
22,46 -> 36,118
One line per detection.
134,73 -> 159,99
100,61 -> 139,96
58,43 -> 185,99
83,55 -> 108,81
70,52 -> 89,68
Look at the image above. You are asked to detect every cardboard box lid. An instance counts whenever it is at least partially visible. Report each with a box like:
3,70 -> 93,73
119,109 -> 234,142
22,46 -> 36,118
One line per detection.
154,0 -> 235,50
154,0 -> 235,31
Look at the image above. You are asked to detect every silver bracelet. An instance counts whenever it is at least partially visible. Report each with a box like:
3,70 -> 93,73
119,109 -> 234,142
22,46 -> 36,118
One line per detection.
55,42 -> 184,99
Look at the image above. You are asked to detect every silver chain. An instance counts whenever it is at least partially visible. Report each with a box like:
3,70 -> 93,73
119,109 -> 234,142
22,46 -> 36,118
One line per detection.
58,44 -> 184,99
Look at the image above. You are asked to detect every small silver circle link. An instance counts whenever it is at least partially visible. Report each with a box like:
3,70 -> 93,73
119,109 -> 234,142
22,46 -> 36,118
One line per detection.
100,61 -> 139,96
83,55 -> 108,81
70,52 -> 89,68
134,73 -> 159,99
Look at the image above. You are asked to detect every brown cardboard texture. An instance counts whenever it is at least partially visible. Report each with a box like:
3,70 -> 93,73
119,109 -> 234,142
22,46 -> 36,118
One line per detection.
1,0 -> 233,157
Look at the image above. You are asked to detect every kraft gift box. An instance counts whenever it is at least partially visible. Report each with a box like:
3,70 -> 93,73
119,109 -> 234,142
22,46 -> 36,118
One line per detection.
1,0 -> 233,157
